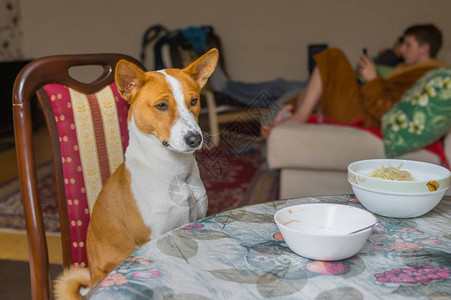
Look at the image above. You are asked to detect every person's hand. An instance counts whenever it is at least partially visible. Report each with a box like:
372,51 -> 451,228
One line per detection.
358,53 -> 377,82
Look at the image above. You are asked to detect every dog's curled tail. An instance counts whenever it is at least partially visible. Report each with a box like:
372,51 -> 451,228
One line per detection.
53,266 -> 91,300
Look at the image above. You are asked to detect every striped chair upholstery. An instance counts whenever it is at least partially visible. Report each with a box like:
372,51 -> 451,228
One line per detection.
40,83 -> 129,267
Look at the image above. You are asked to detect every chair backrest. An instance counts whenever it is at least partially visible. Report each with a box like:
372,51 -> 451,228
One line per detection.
12,53 -> 145,300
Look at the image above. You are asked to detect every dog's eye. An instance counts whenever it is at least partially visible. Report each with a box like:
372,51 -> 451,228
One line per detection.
155,103 -> 168,111
190,97 -> 198,106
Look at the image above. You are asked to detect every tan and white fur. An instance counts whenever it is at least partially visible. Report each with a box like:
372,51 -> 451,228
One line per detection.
54,49 -> 219,299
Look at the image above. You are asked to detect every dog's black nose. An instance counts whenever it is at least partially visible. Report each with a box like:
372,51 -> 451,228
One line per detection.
185,132 -> 202,148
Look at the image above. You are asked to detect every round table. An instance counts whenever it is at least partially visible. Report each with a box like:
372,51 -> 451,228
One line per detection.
87,194 -> 451,299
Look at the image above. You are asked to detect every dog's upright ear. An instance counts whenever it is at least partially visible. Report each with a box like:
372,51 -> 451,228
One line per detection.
115,60 -> 146,103
184,48 -> 219,89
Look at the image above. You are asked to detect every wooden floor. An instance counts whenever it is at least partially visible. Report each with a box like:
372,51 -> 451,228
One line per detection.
0,125 -> 62,263
0,259 -> 62,300
0,231 -> 62,264
0,126 -> 61,299
0,126 -> 62,256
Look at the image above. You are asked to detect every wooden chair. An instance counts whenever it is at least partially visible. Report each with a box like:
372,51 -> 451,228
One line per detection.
12,53 -> 145,300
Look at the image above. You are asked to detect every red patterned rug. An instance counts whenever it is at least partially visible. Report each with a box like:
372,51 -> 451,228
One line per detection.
197,140 -> 279,215
0,140 -> 279,233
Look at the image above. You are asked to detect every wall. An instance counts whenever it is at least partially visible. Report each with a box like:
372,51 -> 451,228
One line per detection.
20,0 -> 451,82
0,0 -> 23,60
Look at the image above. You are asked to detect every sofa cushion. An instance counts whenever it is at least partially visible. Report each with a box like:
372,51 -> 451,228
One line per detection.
279,169 -> 353,199
267,124 -> 440,171
446,130 -> 451,164
382,67 -> 451,158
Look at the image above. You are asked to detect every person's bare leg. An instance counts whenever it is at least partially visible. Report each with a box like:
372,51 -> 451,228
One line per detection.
281,67 -> 323,124
261,67 -> 323,139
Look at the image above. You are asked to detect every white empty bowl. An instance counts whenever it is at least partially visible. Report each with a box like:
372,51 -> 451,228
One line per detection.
274,203 -> 377,261
348,159 -> 451,218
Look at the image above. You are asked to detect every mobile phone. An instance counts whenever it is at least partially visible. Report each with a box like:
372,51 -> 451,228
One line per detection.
362,48 -> 368,56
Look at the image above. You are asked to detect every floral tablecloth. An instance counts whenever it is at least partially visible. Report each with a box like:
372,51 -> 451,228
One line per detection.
86,195 -> 451,299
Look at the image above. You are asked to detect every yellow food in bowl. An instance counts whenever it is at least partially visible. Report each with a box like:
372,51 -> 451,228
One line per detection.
367,166 -> 415,181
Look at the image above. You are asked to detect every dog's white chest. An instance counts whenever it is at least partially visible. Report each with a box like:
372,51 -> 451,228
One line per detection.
125,121 -> 207,240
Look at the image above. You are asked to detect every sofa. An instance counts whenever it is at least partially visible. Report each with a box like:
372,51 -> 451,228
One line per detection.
267,124 -> 451,198
266,67 -> 451,199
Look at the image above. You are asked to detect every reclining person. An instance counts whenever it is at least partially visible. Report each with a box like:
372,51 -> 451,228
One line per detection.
262,23 -> 444,138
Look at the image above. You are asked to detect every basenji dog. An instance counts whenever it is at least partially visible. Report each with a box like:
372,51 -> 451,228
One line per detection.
54,49 -> 219,299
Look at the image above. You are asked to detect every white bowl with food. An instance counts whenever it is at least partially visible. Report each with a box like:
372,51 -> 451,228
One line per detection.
348,159 -> 451,218
274,203 -> 377,261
